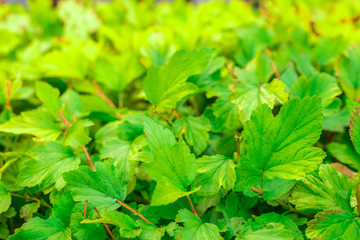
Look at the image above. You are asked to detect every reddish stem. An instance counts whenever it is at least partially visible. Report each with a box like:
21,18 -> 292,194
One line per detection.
150,106 -> 156,119
225,62 -> 238,80
93,207 -> 115,240
92,80 -> 117,108
114,199 -> 153,224
57,110 -> 72,127
186,195 -> 200,218
83,200 -> 88,218
82,146 -> 96,172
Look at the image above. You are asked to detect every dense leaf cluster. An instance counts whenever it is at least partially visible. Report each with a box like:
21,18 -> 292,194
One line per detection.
1,0 -> 360,239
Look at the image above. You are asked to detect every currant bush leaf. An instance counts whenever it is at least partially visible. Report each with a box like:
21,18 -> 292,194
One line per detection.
290,72 -> 342,115
290,164 -> 355,214
82,210 -> 142,238
237,222 -> 293,240
35,81 -> 60,112
173,115 -> 211,155
176,209 -> 221,240
143,49 -> 213,109
8,217 -> 71,240
64,119 -> 94,149
231,53 -> 288,121
327,142 -> 360,170
144,118 -> 198,205
306,210 -> 360,240
235,96 -> 325,192
193,155 -> 236,197
70,213 -> 107,240
338,45 -> 360,100
0,181 -> 11,214
63,162 -> 127,210
0,109 -> 61,141
18,142 -> 81,194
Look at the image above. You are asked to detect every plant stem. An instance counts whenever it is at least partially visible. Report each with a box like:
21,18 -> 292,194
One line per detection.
272,60 -> 280,78
83,200 -> 88,218
93,207 -> 115,240
93,80 -> 124,119
260,169 -> 264,189
5,80 -> 11,109
250,187 -> 313,218
82,146 -> 96,171
57,110 -> 72,127
156,111 -> 173,125
173,109 -> 180,119
114,199 -> 153,224
92,80 -> 116,108
186,195 -> 200,218
11,193 -> 52,208
225,62 -> 238,80
151,106 -> 156,119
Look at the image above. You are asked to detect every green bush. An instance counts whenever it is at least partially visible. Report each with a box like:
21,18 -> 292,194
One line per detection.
1,0 -> 360,239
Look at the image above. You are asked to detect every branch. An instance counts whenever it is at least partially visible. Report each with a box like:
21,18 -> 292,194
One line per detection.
114,199 -> 153,224
92,80 -> 124,119
57,110 -> 72,127
5,80 -> 11,109
83,200 -> 88,218
93,207 -> 115,240
82,146 -> 96,172
186,195 -> 200,218
225,62 -> 238,80
11,193 -> 52,208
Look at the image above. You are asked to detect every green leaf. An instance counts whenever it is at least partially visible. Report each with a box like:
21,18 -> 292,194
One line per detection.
290,72 -> 342,115
338,45 -> 360,100
173,115 -> 211,155
193,155 -> 235,197
0,109 -> 61,141
262,178 -> 295,200
94,54 -> 144,92
99,136 -> 145,181
52,191 -> 75,227
81,210 -> 141,238
38,48 -> 89,79
306,210 -> 360,240
254,213 -> 303,240
143,118 -> 199,206
63,162 -> 127,210
64,119 -> 94,148
176,209 -> 221,240
58,0 -> 101,40
212,98 -> 242,131
136,221 -> 166,240
235,96 -> 325,192
70,213 -> 107,240
18,142 -> 81,194
237,223 -> 293,240
0,181 -> 11,214
8,217 -> 71,240
143,49 -> 213,109
232,53 -> 288,121
19,202 -> 40,221
35,81 -> 60,112
290,164 -> 355,214
327,142 -> 360,170
350,106 -> 360,155
217,192 -> 257,220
